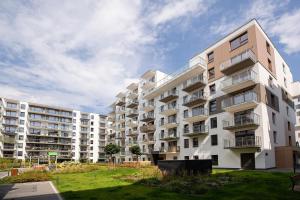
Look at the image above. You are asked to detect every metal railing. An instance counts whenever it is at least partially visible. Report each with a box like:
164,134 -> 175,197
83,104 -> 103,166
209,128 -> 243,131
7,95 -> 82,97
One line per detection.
220,49 -> 257,71
224,136 -> 261,149
183,74 -> 206,89
222,91 -> 258,109
183,92 -> 207,104
160,90 -> 178,100
223,113 -> 260,128
221,69 -> 258,89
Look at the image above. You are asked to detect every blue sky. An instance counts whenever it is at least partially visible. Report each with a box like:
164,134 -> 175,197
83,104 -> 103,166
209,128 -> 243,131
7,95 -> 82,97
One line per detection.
0,0 -> 299,113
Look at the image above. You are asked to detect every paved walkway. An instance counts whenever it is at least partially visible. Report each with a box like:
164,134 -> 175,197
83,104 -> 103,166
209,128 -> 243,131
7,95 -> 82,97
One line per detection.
0,181 -> 62,200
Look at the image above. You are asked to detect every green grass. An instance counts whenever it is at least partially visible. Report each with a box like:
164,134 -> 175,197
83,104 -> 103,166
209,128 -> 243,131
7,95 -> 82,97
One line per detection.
52,167 -> 300,200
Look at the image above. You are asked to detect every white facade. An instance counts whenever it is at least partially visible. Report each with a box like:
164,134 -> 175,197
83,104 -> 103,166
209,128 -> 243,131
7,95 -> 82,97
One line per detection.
292,82 -> 300,144
0,97 -> 107,163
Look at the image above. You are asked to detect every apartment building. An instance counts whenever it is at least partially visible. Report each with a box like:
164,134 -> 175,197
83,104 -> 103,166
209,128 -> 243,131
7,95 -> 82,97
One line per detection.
0,97 -> 108,163
292,82 -> 300,144
109,19 -> 298,169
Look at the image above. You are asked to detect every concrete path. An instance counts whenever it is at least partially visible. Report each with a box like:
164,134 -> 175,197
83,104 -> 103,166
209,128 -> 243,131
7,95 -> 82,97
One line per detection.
0,181 -> 62,200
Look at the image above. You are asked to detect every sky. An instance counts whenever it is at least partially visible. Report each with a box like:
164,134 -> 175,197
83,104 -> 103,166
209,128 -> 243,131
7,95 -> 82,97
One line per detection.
0,0 -> 299,114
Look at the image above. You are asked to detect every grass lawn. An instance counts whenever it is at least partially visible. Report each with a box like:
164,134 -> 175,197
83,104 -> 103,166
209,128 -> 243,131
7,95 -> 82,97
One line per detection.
52,166 -> 300,200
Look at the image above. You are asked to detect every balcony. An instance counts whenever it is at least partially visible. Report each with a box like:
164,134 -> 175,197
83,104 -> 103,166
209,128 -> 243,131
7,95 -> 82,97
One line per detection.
160,146 -> 180,153
126,110 -> 138,118
160,119 -> 178,129
221,69 -> 258,93
221,91 -> 258,112
159,90 -> 179,103
223,113 -> 260,131
3,112 -> 18,118
160,104 -> 178,116
141,80 -> 155,90
127,100 -> 138,109
182,93 -> 207,107
140,113 -> 155,122
183,125 -> 208,137
182,75 -> 206,92
116,134 -> 125,139
126,130 -> 138,136
140,124 -> 156,133
160,132 -> 179,141
2,120 -> 18,126
220,49 -> 257,75
116,99 -> 126,106
126,120 -> 138,128
183,108 -> 208,123
142,102 -> 155,112
127,91 -> 138,99
126,141 -> 138,147
224,136 -> 261,149
116,107 -> 126,114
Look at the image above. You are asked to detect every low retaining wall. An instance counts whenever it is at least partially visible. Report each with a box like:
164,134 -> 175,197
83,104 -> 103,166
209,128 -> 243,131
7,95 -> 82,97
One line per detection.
158,160 -> 212,175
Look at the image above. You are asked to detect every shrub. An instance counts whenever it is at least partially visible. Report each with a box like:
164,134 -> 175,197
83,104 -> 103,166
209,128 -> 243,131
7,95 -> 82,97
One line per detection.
0,170 -> 51,184
53,163 -> 101,174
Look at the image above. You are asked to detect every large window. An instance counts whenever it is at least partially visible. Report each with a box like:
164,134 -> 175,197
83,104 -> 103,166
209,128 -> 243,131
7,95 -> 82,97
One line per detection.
208,68 -> 215,79
193,138 -> 198,147
211,135 -> 218,146
210,117 -> 218,129
230,32 -> 248,50
207,51 -> 214,63
209,100 -> 217,113
184,139 -> 189,148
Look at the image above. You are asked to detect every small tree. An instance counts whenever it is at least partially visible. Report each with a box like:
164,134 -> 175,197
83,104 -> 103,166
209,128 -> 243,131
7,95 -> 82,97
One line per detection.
104,144 -> 120,163
129,145 -> 141,161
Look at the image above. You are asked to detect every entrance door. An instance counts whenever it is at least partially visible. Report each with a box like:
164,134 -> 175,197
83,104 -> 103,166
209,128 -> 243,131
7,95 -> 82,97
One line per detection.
241,153 -> 255,169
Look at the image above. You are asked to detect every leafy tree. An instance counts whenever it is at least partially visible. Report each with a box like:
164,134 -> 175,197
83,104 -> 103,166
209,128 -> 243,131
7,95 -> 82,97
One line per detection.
129,145 -> 141,161
104,144 -> 120,163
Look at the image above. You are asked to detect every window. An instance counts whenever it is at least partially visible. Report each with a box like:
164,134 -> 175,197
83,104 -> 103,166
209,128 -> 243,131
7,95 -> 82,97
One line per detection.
272,112 -> 276,125
20,104 -> 26,109
289,136 -> 292,146
91,115 -> 94,119
230,32 -> 248,50
193,138 -> 199,147
194,156 -> 199,160
211,155 -> 218,166
19,120 -> 25,125
20,112 -> 25,117
18,151 -> 23,156
273,131 -> 277,144
209,100 -> 217,113
268,59 -> 272,71
283,64 -> 286,74
184,124 -> 189,133
208,68 -> 215,79
266,41 -> 271,54
270,93 -> 276,108
286,106 -> 289,116
90,134 -> 94,138
91,128 -> 94,132
73,126 -> 76,130
72,132 -> 76,137
211,135 -> 218,146
184,156 -> 189,160
18,135 -> 24,140
210,117 -> 217,129
91,121 -> 94,126
288,121 -> 291,131
18,127 -> 24,133
268,76 -> 273,88
207,51 -> 214,63
73,112 -> 77,117
209,84 -> 216,95
183,110 -> 188,118
284,78 -> 287,88
17,143 -> 23,148
184,139 -> 189,148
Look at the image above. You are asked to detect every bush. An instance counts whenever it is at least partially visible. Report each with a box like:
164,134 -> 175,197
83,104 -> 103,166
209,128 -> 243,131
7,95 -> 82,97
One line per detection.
0,170 -> 51,184
0,158 -> 22,170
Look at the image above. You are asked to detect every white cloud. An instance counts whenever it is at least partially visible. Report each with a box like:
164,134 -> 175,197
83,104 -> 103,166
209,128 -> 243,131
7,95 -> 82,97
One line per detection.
150,0 -> 211,26
210,0 -> 300,54
0,0 -> 212,113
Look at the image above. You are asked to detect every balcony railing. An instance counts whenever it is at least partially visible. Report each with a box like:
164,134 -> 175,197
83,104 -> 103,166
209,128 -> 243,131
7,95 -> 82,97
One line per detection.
140,113 -> 155,122
221,91 -> 258,110
220,49 -> 257,74
127,100 -> 139,108
183,125 -> 208,136
160,132 -> 179,141
159,90 -> 179,103
223,113 -> 260,131
183,92 -> 207,107
126,109 -> 139,118
160,104 -> 178,115
140,124 -> 156,133
224,136 -> 261,149
182,75 -> 206,92
160,146 -> 180,153
116,99 -> 126,106
221,69 -> 257,90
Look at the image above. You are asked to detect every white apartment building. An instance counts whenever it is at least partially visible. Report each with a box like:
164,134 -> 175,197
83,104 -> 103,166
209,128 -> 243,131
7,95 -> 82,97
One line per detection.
292,82 -> 300,145
108,19 -> 299,169
0,97 -> 107,163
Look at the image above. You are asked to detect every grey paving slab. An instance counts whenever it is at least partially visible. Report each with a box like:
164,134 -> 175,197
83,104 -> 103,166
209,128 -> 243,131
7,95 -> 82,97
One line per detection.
0,181 -> 62,200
